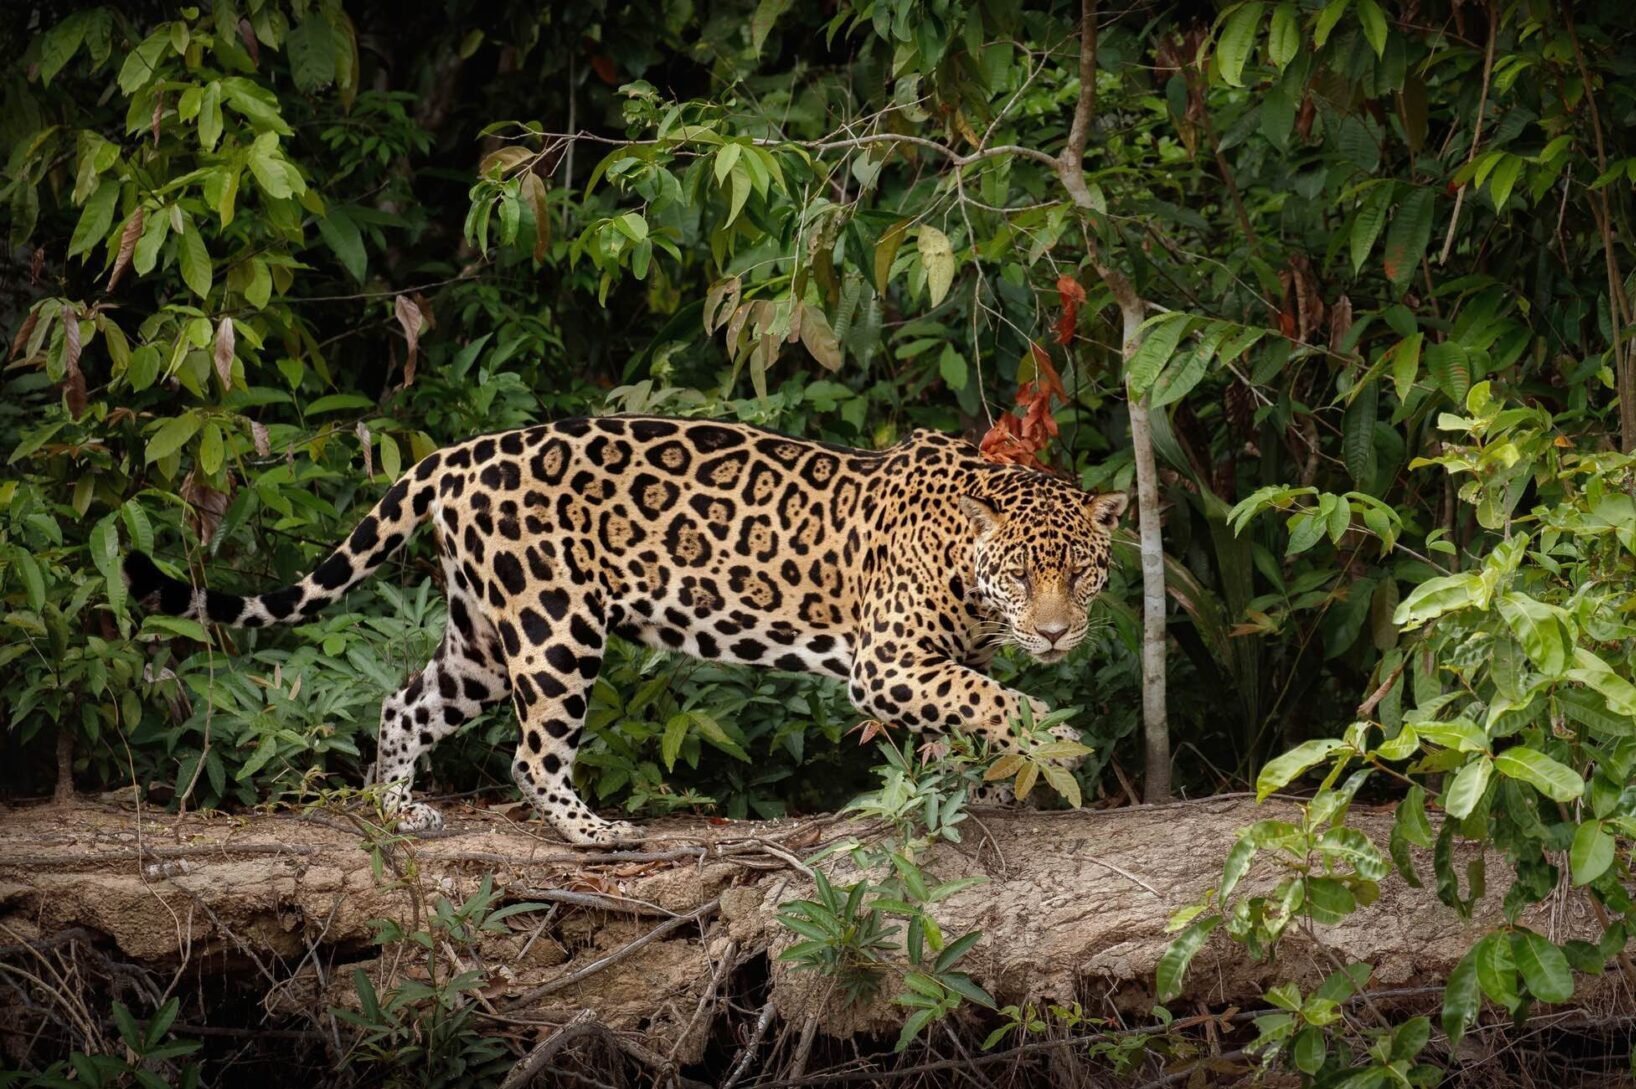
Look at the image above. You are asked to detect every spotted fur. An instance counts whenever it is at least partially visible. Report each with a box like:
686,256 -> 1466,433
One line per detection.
124,415 -> 1126,845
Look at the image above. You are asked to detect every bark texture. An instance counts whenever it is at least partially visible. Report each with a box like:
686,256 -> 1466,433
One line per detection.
0,796 -> 1615,1070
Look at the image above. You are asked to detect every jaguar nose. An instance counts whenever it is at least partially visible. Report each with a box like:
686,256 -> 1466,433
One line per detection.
1036,621 -> 1070,647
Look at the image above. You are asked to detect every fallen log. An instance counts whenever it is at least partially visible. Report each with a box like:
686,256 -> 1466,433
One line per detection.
0,795 -> 1621,1085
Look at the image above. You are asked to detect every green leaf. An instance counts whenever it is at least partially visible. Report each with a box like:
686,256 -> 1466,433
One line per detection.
1150,346 -> 1210,408
1570,820 -> 1615,886
1474,931 -> 1519,1010
1390,331 -> 1423,402
91,517 -> 124,616
1493,747 -> 1583,802
1355,0 -> 1388,58
1487,154 -> 1523,211
1398,784 -> 1433,846
1512,929 -> 1573,1004
1216,3 -> 1266,88
287,15 -> 340,92
1442,945 -> 1481,1048
69,181 -> 119,259
1342,379 -> 1378,486
316,208 -> 367,283
1351,183 -> 1394,274
661,713 -> 690,771
1424,341 -> 1471,404
178,224 -> 212,299
198,81 -> 223,152
1293,1025 -> 1326,1073
917,225 -> 955,308
1442,756 -> 1492,820
1156,916 -> 1219,1002
1313,0 -> 1351,48
1125,314 -> 1191,398
117,30 -> 170,95
145,413 -> 201,464
1496,593 -> 1567,676
1267,3 -> 1300,69
1255,738 -> 1345,801
1303,876 -> 1357,924
1382,187 -> 1435,290
39,11 -> 89,85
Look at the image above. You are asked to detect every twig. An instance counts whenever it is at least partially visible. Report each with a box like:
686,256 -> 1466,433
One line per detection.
501,898 -> 720,1010
499,1009 -> 601,1089
721,1000 -> 778,1089
511,887 -> 682,918
1438,4 -> 1496,264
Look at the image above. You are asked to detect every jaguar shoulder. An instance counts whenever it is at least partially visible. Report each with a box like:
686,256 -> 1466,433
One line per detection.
125,415 -> 1126,845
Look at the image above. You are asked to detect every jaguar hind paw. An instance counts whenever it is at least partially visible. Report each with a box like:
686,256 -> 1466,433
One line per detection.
394,802 -> 445,835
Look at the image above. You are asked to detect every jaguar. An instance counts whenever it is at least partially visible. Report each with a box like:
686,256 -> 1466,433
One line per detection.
125,415 -> 1127,845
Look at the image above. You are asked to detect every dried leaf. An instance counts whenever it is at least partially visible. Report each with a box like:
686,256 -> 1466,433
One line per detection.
798,304 -> 843,372
917,224 -> 955,307
1329,295 -> 1354,354
10,312 -> 38,361
249,419 -> 270,457
108,207 -> 144,291
238,17 -> 260,65
356,420 -> 373,477
62,312 -> 86,418
519,170 -> 550,261
151,91 -> 164,147
847,718 -> 895,746
1054,275 -> 1086,345
181,471 -> 230,546
213,316 -> 235,390
703,277 -> 742,335
394,294 -> 424,386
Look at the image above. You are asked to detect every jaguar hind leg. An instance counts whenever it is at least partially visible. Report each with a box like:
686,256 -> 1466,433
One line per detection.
502,600 -> 639,847
374,612 -> 510,835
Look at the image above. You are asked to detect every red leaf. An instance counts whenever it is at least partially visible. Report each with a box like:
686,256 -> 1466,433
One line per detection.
1054,275 -> 1085,345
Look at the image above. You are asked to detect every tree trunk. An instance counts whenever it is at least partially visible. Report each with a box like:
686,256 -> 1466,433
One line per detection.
0,797 -> 1611,1085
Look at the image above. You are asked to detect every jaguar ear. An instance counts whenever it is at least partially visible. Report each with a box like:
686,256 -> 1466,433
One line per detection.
959,495 -> 1004,534
1087,492 -> 1129,529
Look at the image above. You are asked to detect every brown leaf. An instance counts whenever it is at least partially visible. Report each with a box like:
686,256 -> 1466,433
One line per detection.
356,420 -> 374,478
1054,275 -> 1086,346
62,312 -> 86,419
249,420 -> 270,457
703,277 -> 742,336
31,247 -> 45,285
9,312 -> 38,361
213,316 -> 235,390
519,170 -> 550,262
1329,295 -> 1354,354
181,471 -> 230,546
238,17 -> 260,65
108,208 -> 144,292
152,92 -> 164,148
394,294 -> 424,387
847,718 -> 895,746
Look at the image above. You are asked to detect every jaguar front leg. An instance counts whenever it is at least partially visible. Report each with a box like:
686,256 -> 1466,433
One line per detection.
848,650 -> 1047,751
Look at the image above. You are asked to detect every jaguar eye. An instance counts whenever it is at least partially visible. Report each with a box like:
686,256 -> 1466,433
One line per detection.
1009,568 -> 1030,589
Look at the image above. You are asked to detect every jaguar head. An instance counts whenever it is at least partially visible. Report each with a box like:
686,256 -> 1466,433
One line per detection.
963,485 -> 1128,663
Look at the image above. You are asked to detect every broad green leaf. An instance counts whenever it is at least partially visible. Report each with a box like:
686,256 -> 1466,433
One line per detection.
1570,820 -> 1615,886
145,413 -> 201,464
1493,746 -> 1583,802
1496,593 -> 1567,675
1302,876 -> 1357,924
1156,916 -> 1219,1002
287,15 -> 341,92
1255,737 -> 1345,801
1267,3 -> 1300,69
1424,341 -> 1471,404
178,224 -> 212,298
68,181 -> 118,258
1216,3 -> 1266,88
1442,756 -> 1492,819
1565,647 -> 1636,717
1351,183 -> 1394,274
1390,331 -> 1423,402
91,516 -> 125,616
1125,314 -> 1191,397
1342,379 -> 1378,486
1382,186 -> 1435,290
1512,929 -> 1573,1004
1392,572 -> 1478,626
199,81 -> 223,152
1474,931 -> 1520,1010
317,208 -> 367,283
1442,945 -> 1481,1047
1356,0 -> 1388,57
